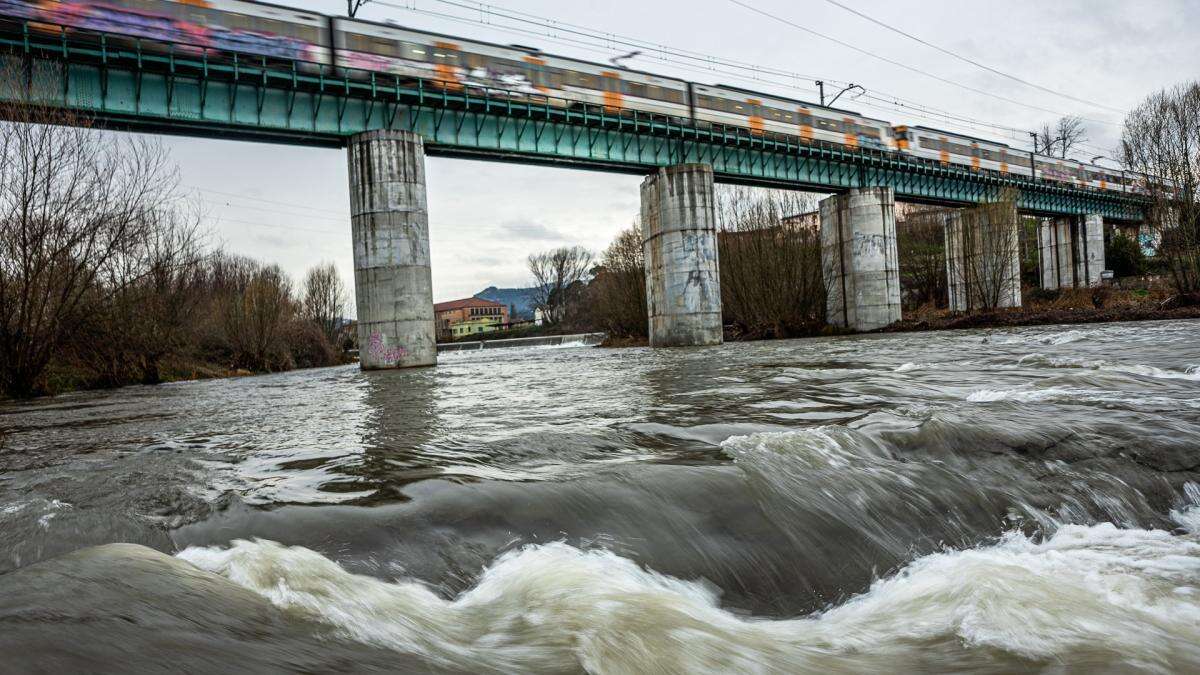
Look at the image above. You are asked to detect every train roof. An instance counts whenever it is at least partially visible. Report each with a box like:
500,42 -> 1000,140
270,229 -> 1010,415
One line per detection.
709,83 -> 890,122
905,126 -> 1019,149
213,0 -> 327,21
333,14 -> 692,85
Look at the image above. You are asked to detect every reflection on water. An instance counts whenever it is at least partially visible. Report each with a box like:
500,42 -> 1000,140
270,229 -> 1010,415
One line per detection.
3,319 -> 1200,672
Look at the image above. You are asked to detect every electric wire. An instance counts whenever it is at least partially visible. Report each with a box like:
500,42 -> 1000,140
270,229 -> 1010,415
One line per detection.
190,185 -> 348,216
724,0 -> 1118,127
816,0 -> 1125,114
360,0 -> 1068,147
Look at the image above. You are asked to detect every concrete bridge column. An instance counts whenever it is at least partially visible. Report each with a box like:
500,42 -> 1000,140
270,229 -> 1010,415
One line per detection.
348,129 -> 436,369
640,164 -> 723,347
820,187 -> 901,331
943,203 -> 1022,311
1074,214 -> 1105,287
1038,217 -> 1074,290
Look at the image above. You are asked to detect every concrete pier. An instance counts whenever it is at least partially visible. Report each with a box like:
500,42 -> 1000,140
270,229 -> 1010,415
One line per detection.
1074,214 -> 1105,287
348,129 -> 436,369
1038,217 -> 1074,290
943,203 -> 1022,311
820,187 -> 901,331
640,164 -> 723,347
1038,215 -> 1105,290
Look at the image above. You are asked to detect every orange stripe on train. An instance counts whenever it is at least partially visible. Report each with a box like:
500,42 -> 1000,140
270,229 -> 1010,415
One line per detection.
600,71 -> 623,113
433,41 -> 462,90
747,98 -> 764,134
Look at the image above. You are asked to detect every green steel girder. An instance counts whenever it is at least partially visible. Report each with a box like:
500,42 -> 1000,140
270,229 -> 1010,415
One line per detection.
0,22 -> 1148,221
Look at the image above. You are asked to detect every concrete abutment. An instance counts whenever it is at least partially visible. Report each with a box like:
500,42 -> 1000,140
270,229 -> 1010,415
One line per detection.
348,129 -> 437,369
943,202 -> 1022,312
1038,214 -> 1105,290
820,187 -> 902,331
641,164 -> 723,347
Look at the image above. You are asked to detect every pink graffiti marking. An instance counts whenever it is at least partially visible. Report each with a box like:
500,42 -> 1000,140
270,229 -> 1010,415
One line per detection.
368,331 -> 409,363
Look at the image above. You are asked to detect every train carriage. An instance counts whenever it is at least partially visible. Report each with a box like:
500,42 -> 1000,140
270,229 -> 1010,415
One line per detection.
331,17 -> 693,122
694,83 -> 896,150
7,0 -> 330,63
895,126 -> 1034,178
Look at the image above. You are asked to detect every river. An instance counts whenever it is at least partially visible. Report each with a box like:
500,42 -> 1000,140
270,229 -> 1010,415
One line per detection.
2,319 -> 1199,673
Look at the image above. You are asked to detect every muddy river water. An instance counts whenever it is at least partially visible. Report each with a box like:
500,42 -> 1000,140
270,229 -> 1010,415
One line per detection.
2,319 -> 1199,673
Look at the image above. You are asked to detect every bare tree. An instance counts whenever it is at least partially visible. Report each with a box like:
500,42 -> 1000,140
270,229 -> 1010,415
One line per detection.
587,224 -> 646,337
221,263 -> 296,372
527,246 -> 593,325
1037,116 -> 1089,159
946,193 -> 1023,312
302,262 -> 347,344
897,207 -> 949,311
0,67 -> 186,396
716,186 -> 824,337
1121,81 -> 1200,294
79,205 -> 208,386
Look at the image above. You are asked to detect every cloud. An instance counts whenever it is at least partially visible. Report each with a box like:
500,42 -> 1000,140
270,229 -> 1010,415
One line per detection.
498,219 -> 569,241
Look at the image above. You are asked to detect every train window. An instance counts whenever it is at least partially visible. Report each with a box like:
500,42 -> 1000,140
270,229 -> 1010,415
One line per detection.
566,71 -> 601,90
403,44 -> 428,61
462,51 -> 486,69
818,119 -> 840,132
919,137 -> 940,150
295,24 -> 320,43
344,33 -> 371,53
859,126 -> 880,138
432,50 -> 459,64
220,11 -> 255,32
370,39 -> 397,58
625,81 -> 647,98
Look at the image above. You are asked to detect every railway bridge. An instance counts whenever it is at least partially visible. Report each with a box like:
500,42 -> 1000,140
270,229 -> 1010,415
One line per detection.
0,20 -> 1152,366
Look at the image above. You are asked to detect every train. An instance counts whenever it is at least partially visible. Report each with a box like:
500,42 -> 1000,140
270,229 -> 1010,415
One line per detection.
0,0 -> 1146,195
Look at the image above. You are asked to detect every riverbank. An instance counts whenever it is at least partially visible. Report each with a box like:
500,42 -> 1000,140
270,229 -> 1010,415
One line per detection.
601,287 -> 1200,347
885,294 -> 1200,334
30,354 -> 352,401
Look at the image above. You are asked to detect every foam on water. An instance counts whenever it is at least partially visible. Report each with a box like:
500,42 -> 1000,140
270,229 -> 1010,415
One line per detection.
179,522 -> 1200,673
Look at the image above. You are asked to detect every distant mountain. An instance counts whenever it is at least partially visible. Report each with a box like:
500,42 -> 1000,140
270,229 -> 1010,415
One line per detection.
474,286 -> 538,320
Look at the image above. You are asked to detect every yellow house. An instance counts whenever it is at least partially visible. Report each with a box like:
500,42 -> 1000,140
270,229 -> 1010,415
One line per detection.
450,314 -> 506,337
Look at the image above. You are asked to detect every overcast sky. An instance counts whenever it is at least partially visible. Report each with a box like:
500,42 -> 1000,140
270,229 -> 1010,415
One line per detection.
167,0 -> 1200,306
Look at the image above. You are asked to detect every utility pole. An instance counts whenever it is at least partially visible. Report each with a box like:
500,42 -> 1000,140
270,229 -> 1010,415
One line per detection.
1029,131 -> 1038,181
814,80 -> 862,108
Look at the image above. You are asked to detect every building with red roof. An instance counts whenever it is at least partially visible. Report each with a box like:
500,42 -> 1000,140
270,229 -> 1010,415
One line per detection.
433,297 -> 509,339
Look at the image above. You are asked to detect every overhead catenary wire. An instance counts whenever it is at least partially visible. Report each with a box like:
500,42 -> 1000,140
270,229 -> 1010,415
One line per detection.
200,198 -> 348,226
189,185 -> 348,217
723,0 -> 1118,127
204,214 -> 344,236
359,0 -> 1072,147
816,0 -> 1125,114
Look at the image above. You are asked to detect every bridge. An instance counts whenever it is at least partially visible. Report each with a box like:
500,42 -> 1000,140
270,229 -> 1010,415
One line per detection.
0,18 -> 1151,365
